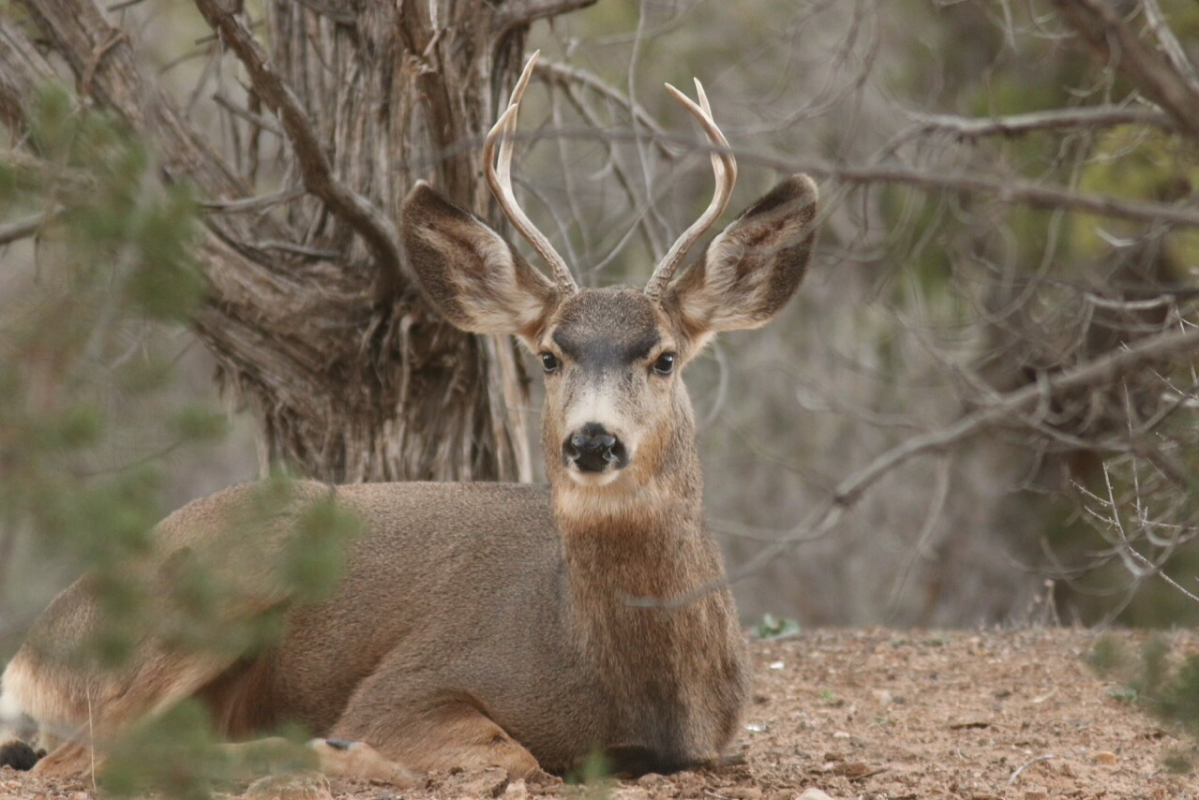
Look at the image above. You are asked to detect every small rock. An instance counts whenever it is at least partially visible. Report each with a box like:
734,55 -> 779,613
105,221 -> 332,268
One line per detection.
831,761 -> 873,779
637,772 -> 669,787
1023,790 -> 1048,800
871,690 -> 893,705
723,788 -> 762,800
612,787 -> 649,800
798,789 -> 836,800
459,767 -> 511,798
504,778 -> 529,799
241,772 -> 334,800
832,731 -> 851,739
525,768 -> 561,789
1093,750 -> 1119,765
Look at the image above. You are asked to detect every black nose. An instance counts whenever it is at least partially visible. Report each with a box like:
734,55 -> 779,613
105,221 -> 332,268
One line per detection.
563,423 -> 628,473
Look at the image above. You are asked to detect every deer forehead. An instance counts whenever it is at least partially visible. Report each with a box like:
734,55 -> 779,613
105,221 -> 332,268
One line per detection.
545,288 -> 673,368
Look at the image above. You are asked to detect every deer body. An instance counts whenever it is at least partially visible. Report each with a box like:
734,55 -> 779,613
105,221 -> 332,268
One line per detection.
217,476 -> 740,774
0,53 -> 817,784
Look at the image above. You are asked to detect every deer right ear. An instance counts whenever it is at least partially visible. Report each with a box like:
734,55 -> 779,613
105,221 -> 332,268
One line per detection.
663,174 -> 818,337
402,182 -> 557,340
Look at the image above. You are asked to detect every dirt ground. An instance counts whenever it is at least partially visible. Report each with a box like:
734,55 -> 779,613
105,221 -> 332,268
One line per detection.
3,628 -> 1197,800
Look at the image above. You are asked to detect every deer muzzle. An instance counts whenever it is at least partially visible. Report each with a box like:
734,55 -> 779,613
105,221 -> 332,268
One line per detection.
563,423 -> 629,474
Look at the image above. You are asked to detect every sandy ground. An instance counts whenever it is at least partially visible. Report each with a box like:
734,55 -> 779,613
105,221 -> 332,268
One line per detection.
2,628 -> 1197,800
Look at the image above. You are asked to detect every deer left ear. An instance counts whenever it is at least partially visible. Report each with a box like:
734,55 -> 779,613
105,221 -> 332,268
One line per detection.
665,174 -> 818,335
402,181 -> 557,341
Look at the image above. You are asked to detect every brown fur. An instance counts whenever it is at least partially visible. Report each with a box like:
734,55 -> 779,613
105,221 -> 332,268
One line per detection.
0,172 -> 817,783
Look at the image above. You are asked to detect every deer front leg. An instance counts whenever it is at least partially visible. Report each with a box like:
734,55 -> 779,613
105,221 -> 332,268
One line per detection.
328,695 -> 540,778
306,737 -> 419,785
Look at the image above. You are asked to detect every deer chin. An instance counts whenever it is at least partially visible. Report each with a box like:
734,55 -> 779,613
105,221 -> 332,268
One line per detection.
564,465 -> 624,488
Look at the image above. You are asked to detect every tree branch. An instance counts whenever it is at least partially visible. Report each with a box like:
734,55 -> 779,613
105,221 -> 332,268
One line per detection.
1049,0 -> 1199,136
534,59 -> 676,157
193,0 -> 403,287
0,18 -> 58,132
902,105 -> 1176,140
1140,0 -> 1199,86
806,159 -> 1199,229
640,323 -> 1199,608
464,127 -> 1199,231
11,0 -> 270,235
498,0 -> 599,30
0,210 -> 57,246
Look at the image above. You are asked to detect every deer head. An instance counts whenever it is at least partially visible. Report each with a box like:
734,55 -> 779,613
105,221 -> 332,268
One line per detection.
402,53 -> 818,503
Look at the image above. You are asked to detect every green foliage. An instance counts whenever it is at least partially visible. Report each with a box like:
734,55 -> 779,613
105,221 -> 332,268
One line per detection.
101,701 -> 315,800
101,701 -> 224,800
753,612 -> 801,640
1085,634 -> 1129,675
566,749 -> 614,798
1085,635 -> 1199,750
0,84 -> 360,798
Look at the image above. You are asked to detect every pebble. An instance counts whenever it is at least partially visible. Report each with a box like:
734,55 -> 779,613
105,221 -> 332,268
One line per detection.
1093,750 -> 1119,765
612,787 -> 649,800
797,789 -> 836,800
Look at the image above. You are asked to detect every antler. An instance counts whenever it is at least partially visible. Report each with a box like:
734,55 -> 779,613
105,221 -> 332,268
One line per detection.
643,79 -> 738,301
485,51 -> 578,297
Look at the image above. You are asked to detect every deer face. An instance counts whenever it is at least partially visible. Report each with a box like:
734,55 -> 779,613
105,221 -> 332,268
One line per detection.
536,288 -> 679,487
400,52 -> 818,493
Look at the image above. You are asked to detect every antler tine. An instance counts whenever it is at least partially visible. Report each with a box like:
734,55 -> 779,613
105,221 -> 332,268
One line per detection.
484,51 -> 578,296
644,78 -> 738,301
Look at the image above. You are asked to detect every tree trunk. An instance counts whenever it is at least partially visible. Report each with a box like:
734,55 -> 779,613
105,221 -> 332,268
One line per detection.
2,0 -> 596,483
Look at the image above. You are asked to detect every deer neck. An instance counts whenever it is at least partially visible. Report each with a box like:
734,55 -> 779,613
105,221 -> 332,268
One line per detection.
547,397 -> 733,670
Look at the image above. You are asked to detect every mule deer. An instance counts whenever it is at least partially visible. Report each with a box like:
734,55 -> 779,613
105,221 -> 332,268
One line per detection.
0,52 -> 818,785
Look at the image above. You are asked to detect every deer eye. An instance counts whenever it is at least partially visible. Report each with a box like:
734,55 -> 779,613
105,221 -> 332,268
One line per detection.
652,352 -> 676,376
540,352 -> 560,374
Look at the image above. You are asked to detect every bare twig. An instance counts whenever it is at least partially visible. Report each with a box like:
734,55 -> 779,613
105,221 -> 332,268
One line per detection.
497,0 -> 599,31
1050,0 -> 1199,135
257,239 -> 340,259
213,91 -> 283,136
193,0 -> 403,284
201,186 -> 304,213
0,209 -> 58,245
194,18 -> 261,46
79,30 -> 127,99
903,105 -> 1175,140
432,127 -> 1199,231
1140,0 -> 1199,86
1009,755 -> 1055,784
801,160 -> 1199,230
554,78 -> 666,261
635,324 -> 1199,608
535,60 -> 676,158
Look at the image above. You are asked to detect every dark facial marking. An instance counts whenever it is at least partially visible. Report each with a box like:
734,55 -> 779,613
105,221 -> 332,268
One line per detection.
551,288 -> 662,371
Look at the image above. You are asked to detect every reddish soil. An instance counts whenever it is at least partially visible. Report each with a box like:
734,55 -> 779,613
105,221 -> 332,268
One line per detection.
2,628 -> 1196,800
